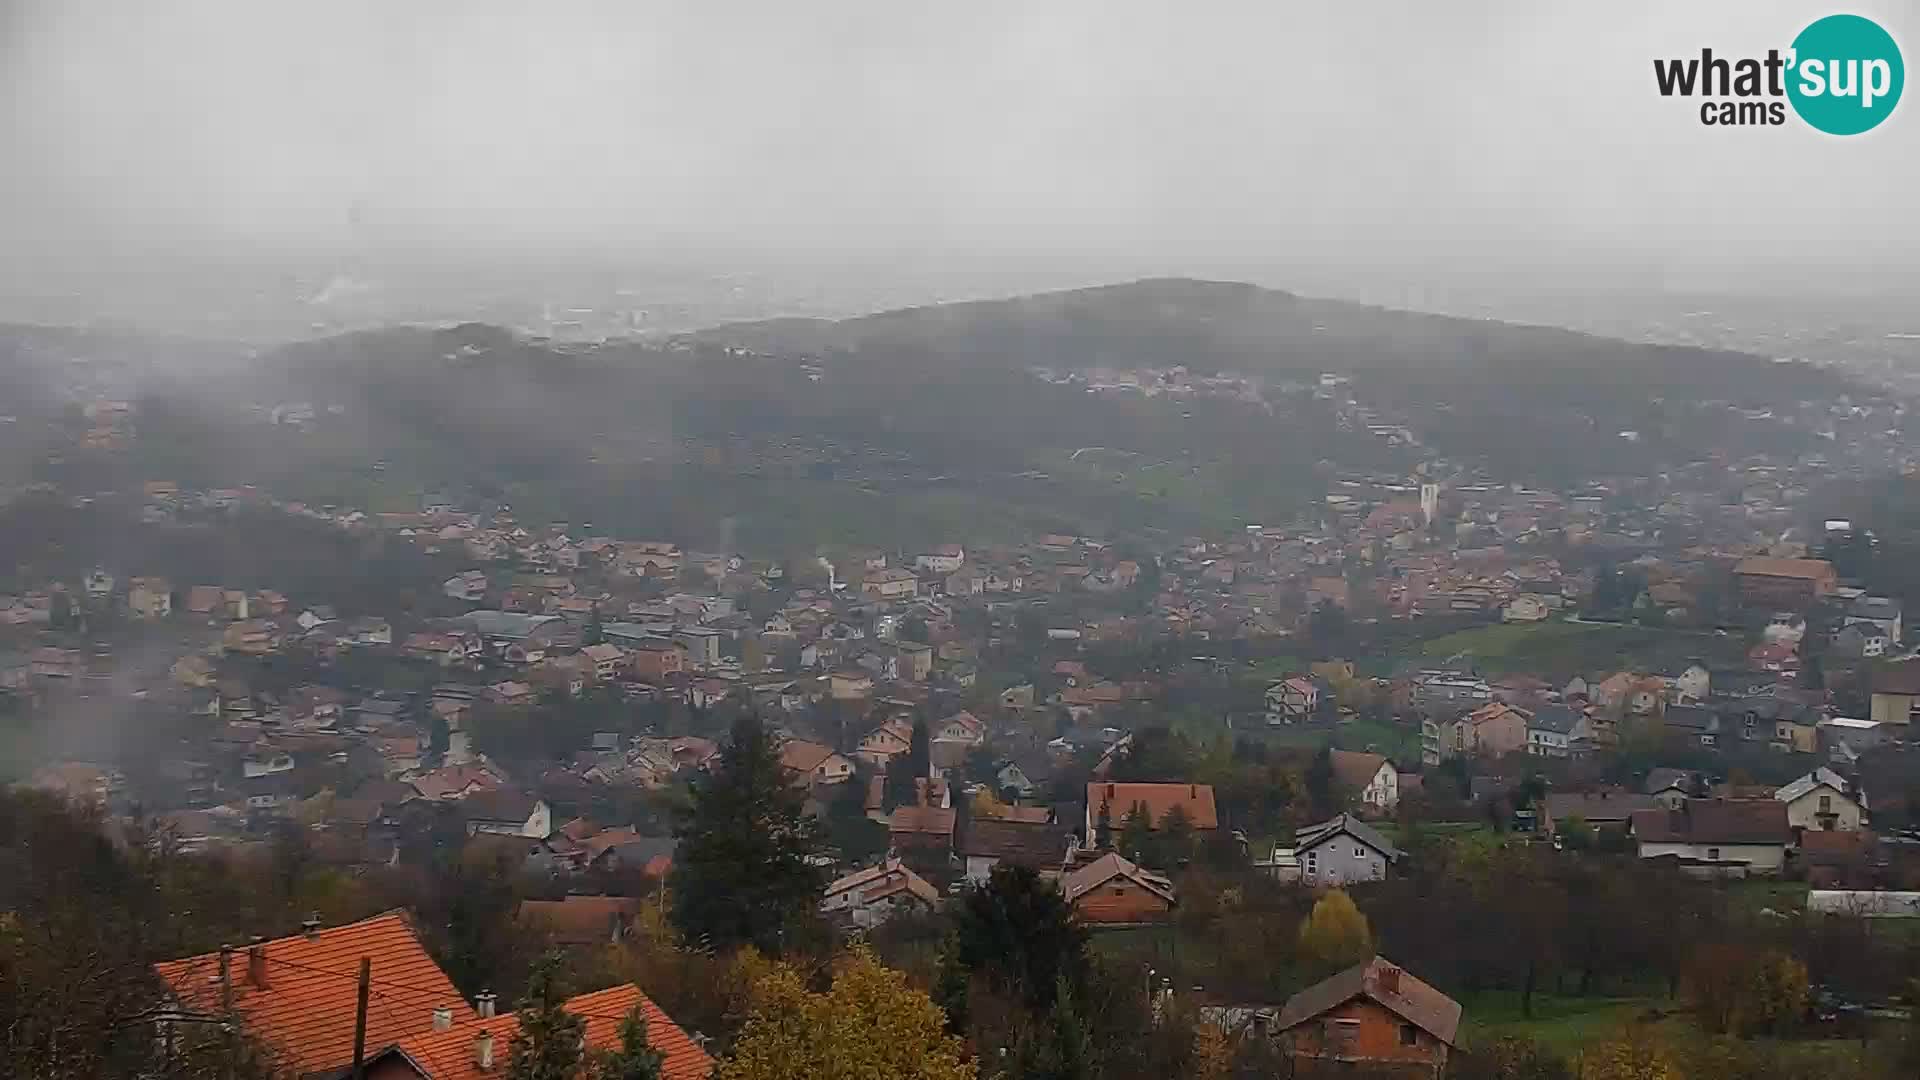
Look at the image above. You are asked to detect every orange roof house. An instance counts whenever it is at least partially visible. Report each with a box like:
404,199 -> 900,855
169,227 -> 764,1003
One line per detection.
366,983 -> 711,1080
1084,782 -> 1218,840
153,912 -> 473,1078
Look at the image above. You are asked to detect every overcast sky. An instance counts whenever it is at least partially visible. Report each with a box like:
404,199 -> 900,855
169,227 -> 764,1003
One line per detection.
3,1 -> 1916,284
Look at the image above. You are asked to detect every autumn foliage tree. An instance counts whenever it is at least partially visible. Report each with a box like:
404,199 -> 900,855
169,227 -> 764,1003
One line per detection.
1298,888 -> 1373,975
716,946 -> 974,1080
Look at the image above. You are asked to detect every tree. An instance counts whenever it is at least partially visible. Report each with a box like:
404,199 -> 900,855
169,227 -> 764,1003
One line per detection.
508,953 -> 586,1080
885,716 -> 932,811
584,603 -> 605,646
1558,814 -> 1595,852
715,947 -> 974,1080
1575,1029 -> 1680,1080
1297,889 -> 1373,975
1684,944 -> 1807,1036
1159,804 -> 1195,868
948,864 -> 1090,1010
591,1000 -> 664,1080
1305,746 -> 1336,818
1450,1036 -> 1572,1080
670,713 -> 827,955
1007,979 -> 1095,1080
1117,800 -> 1156,866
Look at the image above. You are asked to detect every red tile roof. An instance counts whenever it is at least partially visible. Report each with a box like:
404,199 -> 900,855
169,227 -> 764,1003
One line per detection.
1086,782 -> 1219,831
153,911 -> 472,1077
388,983 -> 711,1080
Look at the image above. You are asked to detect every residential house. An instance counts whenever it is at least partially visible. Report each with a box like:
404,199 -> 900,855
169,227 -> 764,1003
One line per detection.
1293,814 -> 1400,887
820,858 -> 941,929
896,640 -> 934,681
861,568 -> 921,601
1272,957 -> 1461,1079
1732,556 -> 1837,610
579,642 -> 627,680
516,896 -> 640,946
961,817 -> 1075,885
1330,750 -> 1399,813
1870,660 -> 1920,727
1630,799 -> 1792,876
854,715 -> 915,768
127,577 -> 173,619
1844,596 -> 1903,644
223,620 -> 280,656
153,912 -> 476,1080
1662,705 -> 1722,747
1427,702 -> 1530,764
1776,768 -> 1865,833
627,637 -> 687,682
364,983 -> 711,1080
1526,705 -> 1594,758
779,740 -> 855,788
462,790 -> 552,838
1502,594 -> 1550,623
1644,768 -> 1705,808
1085,782 -> 1219,843
936,710 -> 987,745
1265,677 -> 1319,724
1061,851 -> 1176,925
1539,791 -> 1660,836
673,626 -> 722,667
1833,623 -> 1891,660
887,804 -> 957,855
828,669 -> 875,700
915,545 -> 967,573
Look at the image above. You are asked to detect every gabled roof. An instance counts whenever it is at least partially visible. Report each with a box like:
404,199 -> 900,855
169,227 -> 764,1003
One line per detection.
1643,767 -> 1698,795
1528,704 -> 1585,735
1542,791 -> 1659,824
962,818 -> 1072,865
1060,851 -> 1175,906
779,739 -> 842,774
1293,814 -> 1400,861
1329,750 -> 1390,790
460,789 -> 540,824
824,858 -> 940,906
1733,556 -> 1836,581
1776,767 -> 1855,805
887,804 -> 957,837
385,983 -> 711,1080
1876,660 -> 1920,696
1086,782 -> 1219,831
1631,799 -> 1790,846
1273,956 -> 1461,1047
516,896 -> 640,945
154,911 -> 472,1077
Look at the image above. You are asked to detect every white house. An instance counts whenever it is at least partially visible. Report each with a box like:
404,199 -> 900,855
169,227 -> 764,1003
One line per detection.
1630,799 -> 1791,876
1291,814 -> 1400,887
1265,677 -> 1318,724
1775,767 -> 1865,833
1330,750 -> 1398,813
1526,704 -> 1594,758
820,858 -> 940,929
914,545 -> 967,574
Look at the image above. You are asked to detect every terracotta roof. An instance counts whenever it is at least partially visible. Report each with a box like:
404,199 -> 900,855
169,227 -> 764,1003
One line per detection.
1060,852 -> 1175,906
387,983 -> 711,1080
779,739 -> 840,774
153,911 -> 472,1077
1274,957 -> 1461,1046
1734,556 -> 1835,581
517,896 -> 640,945
1086,782 -> 1219,831
887,804 -> 956,837
1329,750 -> 1390,790
1630,799 -> 1790,845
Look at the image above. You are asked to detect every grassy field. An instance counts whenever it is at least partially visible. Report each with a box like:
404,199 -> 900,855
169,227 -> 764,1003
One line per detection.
1455,991 -> 1670,1052
1401,619 -> 1747,681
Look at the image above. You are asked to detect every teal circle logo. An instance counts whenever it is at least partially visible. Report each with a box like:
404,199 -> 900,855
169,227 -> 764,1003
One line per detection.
1787,14 -> 1903,135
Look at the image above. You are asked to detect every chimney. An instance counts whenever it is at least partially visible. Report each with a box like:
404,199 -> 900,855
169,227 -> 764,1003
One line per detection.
246,936 -> 268,988
474,1029 -> 494,1071
300,912 -> 322,940
1378,965 -> 1402,995
1189,784 -> 1197,798
433,1007 -> 454,1032
1106,783 -> 1115,800
476,990 -> 497,1018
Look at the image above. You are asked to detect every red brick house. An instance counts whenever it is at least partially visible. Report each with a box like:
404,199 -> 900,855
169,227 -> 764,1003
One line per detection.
1273,957 -> 1462,1078
1060,851 -> 1175,925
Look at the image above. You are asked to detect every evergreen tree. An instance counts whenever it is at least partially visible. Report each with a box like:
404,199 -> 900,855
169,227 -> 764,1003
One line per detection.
591,1000 -> 664,1080
508,953 -> 585,1080
949,864 -> 1090,1010
884,715 -> 932,810
584,602 -> 605,646
1009,979 -> 1096,1080
1305,746 -> 1336,818
669,712 -> 827,954
1118,800 -> 1156,867
1159,803 -> 1195,868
